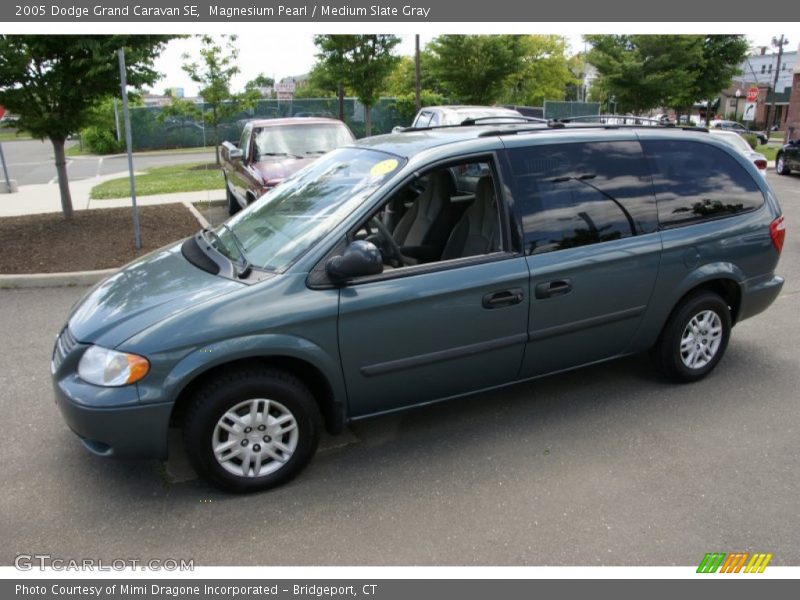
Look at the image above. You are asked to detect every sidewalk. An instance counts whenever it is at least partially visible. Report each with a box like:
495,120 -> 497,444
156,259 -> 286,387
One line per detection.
0,171 -> 224,218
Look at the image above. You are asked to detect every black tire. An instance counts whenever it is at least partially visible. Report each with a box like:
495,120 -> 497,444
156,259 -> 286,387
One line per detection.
182,367 -> 321,492
776,154 -> 790,176
651,292 -> 732,383
226,179 -> 241,216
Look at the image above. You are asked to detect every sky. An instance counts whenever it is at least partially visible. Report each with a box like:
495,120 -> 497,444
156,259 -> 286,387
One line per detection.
152,33 -> 790,97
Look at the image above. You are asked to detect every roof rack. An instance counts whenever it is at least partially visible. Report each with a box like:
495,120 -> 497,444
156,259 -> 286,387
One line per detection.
558,114 -> 668,125
393,115 -> 551,133
476,120 -> 709,138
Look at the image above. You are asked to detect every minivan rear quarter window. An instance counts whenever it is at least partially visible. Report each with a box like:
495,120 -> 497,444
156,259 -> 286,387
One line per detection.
641,139 -> 764,227
506,141 -> 658,255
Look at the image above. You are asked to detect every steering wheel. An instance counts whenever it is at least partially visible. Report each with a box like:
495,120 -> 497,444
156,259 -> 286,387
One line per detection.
366,217 -> 404,268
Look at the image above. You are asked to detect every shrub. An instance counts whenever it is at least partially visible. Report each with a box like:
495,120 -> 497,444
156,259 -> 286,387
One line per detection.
80,126 -> 124,154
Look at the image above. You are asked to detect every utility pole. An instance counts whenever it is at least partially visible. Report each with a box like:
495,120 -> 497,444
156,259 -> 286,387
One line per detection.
414,34 -> 421,112
764,35 -> 788,133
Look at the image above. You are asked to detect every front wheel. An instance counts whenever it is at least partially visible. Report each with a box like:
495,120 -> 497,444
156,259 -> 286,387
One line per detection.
226,179 -> 241,216
182,367 -> 321,492
651,292 -> 731,383
776,154 -> 790,176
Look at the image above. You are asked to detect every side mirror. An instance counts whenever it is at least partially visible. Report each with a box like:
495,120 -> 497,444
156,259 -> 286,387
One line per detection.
325,240 -> 383,283
221,141 -> 243,161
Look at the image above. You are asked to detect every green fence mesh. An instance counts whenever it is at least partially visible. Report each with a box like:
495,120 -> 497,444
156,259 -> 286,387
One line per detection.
543,101 -> 601,120
128,98 -> 403,151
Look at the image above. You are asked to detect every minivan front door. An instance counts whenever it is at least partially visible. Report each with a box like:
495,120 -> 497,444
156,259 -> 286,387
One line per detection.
337,256 -> 530,418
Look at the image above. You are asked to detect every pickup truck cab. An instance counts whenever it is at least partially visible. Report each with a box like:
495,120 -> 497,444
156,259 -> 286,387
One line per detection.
220,117 -> 355,215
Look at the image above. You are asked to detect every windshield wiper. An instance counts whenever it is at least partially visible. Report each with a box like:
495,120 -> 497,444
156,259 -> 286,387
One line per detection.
260,151 -> 302,159
305,150 -> 328,155
220,224 -> 253,278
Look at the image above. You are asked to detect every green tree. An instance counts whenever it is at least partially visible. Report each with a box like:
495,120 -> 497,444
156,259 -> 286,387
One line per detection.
666,35 -> 749,121
586,35 -> 748,118
314,35 -> 400,135
0,35 -> 174,218
426,35 -> 527,104
501,36 -> 578,107
244,73 -> 275,98
586,35 -> 701,115
164,35 -> 255,164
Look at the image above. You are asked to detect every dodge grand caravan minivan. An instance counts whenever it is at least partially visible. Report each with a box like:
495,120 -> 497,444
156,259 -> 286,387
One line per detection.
52,121 -> 786,492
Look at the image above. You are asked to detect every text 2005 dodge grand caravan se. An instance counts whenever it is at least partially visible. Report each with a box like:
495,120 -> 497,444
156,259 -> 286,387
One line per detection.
52,121 -> 786,492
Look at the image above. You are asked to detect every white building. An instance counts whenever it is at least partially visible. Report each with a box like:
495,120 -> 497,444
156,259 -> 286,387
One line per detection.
735,45 -> 797,92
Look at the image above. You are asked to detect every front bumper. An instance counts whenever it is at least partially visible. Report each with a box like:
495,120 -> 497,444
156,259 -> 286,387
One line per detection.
53,338 -> 173,460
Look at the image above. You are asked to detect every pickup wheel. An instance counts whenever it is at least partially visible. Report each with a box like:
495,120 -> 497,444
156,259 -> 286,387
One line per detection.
182,367 -> 322,492
651,292 -> 731,383
226,178 -> 241,215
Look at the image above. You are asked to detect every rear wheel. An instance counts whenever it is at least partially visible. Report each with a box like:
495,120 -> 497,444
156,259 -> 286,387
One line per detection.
776,154 -> 790,175
652,292 -> 731,382
182,367 -> 321,492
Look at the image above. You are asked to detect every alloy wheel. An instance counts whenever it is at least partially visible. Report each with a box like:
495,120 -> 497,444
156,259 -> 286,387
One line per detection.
679,310 -> 723,370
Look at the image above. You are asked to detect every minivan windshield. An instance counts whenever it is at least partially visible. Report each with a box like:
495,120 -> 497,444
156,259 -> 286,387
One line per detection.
216,147 -> 404,272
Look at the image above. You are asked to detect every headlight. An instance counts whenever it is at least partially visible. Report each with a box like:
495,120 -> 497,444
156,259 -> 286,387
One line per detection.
77,345 -> 150,387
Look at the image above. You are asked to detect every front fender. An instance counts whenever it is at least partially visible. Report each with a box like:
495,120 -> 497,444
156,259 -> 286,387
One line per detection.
138,333 -> 347,417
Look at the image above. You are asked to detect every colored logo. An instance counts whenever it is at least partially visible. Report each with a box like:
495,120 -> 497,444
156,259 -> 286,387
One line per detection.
697,552 -> 773,573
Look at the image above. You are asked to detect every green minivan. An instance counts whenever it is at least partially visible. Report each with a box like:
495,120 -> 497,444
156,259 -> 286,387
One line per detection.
52,121 -> 786,492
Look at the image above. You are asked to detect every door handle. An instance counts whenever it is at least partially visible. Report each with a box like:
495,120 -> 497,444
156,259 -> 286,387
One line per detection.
534,279 -> 573,299
482,288 -> 524,309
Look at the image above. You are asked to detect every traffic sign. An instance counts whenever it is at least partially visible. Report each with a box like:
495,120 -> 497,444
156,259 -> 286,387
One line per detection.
746,87 -> 759,103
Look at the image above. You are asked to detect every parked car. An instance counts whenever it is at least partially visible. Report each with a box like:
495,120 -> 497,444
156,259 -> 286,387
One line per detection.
220,118 -> 355,215
776,138 -> 800,175
709,129 -> 769,176
709,120 -> 768,146
52,121 -> 785,492
408,105 -> 522,128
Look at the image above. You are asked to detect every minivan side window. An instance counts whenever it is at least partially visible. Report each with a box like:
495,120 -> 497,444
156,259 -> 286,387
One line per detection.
506,141 -> 657,255
641,139 -> 764,227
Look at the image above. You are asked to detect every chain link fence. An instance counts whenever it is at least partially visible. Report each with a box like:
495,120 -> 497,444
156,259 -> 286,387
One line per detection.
128,98 -> 403,151
543,101 -> 601,120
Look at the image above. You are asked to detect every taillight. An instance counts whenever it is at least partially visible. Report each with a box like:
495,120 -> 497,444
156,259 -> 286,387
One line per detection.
770,215 -> 785,253
755,159 -> 767,170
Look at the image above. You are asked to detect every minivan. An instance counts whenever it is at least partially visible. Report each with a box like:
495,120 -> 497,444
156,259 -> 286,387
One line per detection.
52,122 -> 786,492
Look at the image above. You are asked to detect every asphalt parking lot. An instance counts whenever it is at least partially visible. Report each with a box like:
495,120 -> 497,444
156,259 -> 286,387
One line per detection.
1,172 -> 799,566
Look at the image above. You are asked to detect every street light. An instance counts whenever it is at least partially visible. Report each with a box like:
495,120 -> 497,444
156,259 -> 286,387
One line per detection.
735,88 -> 741,121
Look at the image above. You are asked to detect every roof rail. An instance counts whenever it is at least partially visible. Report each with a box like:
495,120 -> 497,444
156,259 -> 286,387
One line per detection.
558,114 -> 667,125
393,115 -> 551,133
476,122 -> 709,138
458,115 -> 549,126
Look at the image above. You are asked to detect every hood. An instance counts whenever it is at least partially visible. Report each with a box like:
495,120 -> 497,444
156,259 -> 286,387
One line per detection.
68,241 -> 242,348
254,156 -> 316,184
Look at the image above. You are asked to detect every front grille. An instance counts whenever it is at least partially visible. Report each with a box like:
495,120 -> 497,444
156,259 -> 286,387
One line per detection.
52,326 -> 78,372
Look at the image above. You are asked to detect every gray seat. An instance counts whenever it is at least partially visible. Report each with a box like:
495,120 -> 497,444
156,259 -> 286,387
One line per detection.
441,176 -> 501,260
392,170 -> 456,253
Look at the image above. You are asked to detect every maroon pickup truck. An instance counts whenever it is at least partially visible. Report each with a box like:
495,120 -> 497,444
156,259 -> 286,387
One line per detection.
220,117 -> 355,215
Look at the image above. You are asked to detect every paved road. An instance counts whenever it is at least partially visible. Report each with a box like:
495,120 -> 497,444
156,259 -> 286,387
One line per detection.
1,172 -> 799,566
0,139 -> 214,185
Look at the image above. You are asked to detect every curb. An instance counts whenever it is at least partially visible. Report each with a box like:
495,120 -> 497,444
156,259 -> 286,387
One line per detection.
0,268 -> 116,289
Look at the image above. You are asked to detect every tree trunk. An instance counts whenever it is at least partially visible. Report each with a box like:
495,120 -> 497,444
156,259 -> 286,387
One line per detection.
51,137 -> 73,219
365,105 -> 372,137
213,123 -> 220,165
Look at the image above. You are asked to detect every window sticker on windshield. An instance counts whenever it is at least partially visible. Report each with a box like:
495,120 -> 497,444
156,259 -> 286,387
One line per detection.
370,158 -> 399,177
